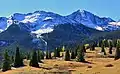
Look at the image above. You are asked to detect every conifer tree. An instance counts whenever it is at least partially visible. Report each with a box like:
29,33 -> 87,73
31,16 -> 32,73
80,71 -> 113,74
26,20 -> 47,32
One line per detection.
104,39 -> 109,47
29,50 -> 39,67
46,50 -> 49,59
108,40 -> 113,54
61,46 -> 65,57
56,48 -> 60,57
109,46 -> 112,54
83,45 -> 86,52
113,39 -> 117,47
40,51 -> 44,59
71,50 -> 75,59
2,50 -> 11,72
37,50 -> 42,63
101,44 -> 106,55
26,52 -> 30,60
48,51 -> 52,59
11,55 -> 14,64
90,43 -> 95,51
65,50 -> 70,61
115,40 -> 120,60
114,47 -> 120,60
77,45 -> 85,62
98,40 -> 103,47
54,48 -> 60,58
14,47 -> 24,67
102,40 -> 105,47
54,48 -> 57,58
75,46 -> 79,57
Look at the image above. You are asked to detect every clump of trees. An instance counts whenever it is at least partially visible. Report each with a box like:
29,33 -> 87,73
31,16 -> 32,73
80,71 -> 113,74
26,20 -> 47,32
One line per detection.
1,46 -> 46,72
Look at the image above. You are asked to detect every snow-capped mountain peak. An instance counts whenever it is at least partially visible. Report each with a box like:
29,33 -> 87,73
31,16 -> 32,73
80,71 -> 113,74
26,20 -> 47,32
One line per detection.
0,10 -> 119,34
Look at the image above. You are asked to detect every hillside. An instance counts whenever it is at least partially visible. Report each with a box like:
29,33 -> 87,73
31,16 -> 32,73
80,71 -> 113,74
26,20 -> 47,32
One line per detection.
42,24 -> 101,49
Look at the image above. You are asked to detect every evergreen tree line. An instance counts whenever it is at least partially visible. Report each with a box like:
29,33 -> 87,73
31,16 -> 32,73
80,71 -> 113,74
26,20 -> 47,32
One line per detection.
2,47 -> 45,71
90,39 -> 120,60
2,39 -> 120,72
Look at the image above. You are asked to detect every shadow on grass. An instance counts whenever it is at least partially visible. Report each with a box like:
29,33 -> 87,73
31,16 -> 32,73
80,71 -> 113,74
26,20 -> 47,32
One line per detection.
13,64 -> 26,68
82,61 -> 94,64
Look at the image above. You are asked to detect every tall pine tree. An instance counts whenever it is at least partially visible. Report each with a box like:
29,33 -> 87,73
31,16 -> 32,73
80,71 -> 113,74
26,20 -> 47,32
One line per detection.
54,48 -> 60,58
108,40 -> 113,54
11,55 -> 14,65
48,51 -> 52,59
83,45 -> 86,52
75,45 -> 79,57
29,50 -> 39,67
14,47 -> 24,67
71,50 -> 75,59
2,50 -> 11,72
40,51 -> 44,59
26,52 -> 31,60
90,43 -> 95,51
54,48 -> 57,58
101,44 -> 106,55
37,50 -> 42,63
56,48 -> 60,57
65,50 -> 70,61
115,40 -> 120,60
46,50 -> 49,59
77,45 -> 85,62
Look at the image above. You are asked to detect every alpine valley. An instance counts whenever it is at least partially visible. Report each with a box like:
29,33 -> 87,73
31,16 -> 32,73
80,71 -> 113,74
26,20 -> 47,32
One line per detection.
0,10 -> 120,51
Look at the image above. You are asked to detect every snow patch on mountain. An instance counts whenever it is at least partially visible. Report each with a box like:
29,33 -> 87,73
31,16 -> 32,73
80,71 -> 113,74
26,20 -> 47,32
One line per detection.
42,24 -> 47,28
7,19 -> 13,25
95,26 -> 103,31
0,29 -> 3,33
31,27 -> 53,35
109,22 -> 120,26
44,17 -> 53,21
21,18 -> 37,23
21,13 -> 40,23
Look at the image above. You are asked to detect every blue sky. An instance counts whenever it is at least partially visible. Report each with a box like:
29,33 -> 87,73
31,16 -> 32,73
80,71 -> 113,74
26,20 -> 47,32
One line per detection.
0,0 -> 119,20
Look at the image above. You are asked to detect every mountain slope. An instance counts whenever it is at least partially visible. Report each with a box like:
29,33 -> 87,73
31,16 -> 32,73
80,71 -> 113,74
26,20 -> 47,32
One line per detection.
41,24 -> 101,49
0,22 -> 120,50
0,23 -> 46,50
0,10 -> 119,34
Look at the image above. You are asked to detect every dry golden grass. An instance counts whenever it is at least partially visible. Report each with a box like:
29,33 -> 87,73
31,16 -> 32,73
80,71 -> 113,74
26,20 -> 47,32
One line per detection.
0,47 -> 120,74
